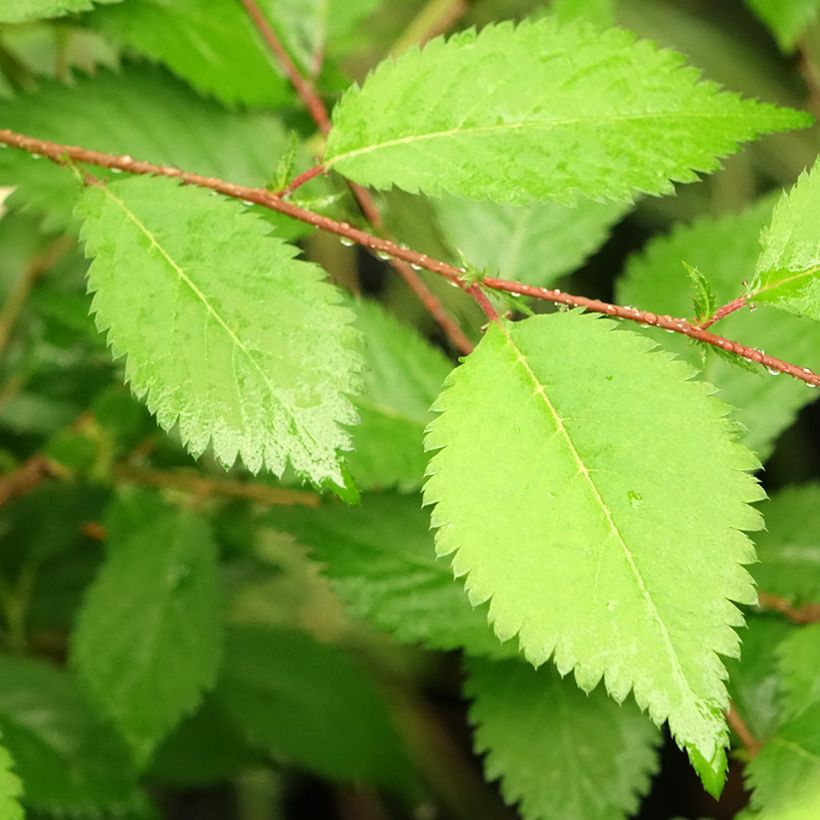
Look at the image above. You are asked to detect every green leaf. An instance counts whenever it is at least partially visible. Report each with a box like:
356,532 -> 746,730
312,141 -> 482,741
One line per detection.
0,655 -> 140,815
324,19 -> 810,205
346,298 -> 451,490
423,312 -> 764,793
465,658 -> 660,820
215,626 -> 413,789
71,491 -> 223,767
746,703 -> 820,814
752,485 -> 820,607
685,263 -> 717,323
778,624 -> 820,720
749,159 -> 820,321
434,196 -> 628,288
726,615 -> 792,741
553,0 -> 615,28
0,735 -> 24,820
0,0 -> 119,23
269,493 -> 511,657
746,0 -> 820,52
76,175 -> 362,483
83,0 -> 290,108
0,66 -> 313,233
618,198 -> 820,462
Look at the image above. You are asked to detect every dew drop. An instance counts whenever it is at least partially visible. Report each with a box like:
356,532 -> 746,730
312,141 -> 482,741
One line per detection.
110,167 -> 122,173
339,236 -> 355,247
766,367 -> 781,376
376,250 -> 391,260
241,199 -> 254,206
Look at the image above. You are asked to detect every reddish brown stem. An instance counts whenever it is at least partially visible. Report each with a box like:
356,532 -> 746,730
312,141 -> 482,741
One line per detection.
1,128 -> 818,387
699,296 -> 748,330
469,284 -> 500,322
0,455 -> 61,507
726,704 -> 762,757
282,163 -> 326,196
239,0 -> 331,134
239,0 -> 474,355
757,592 -> 820,624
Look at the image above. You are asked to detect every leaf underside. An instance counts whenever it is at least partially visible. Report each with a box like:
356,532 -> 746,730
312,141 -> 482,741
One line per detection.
423,312 -> 763,792
76,176 -> 362,483
325,19 -> 810,205
466,657 -> 660,820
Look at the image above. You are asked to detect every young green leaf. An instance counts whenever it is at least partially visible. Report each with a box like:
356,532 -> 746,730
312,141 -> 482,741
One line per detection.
0,655 -> 141,814
424,311 -> 764,793
346,298 -> 452,490
746,703 -> 820,814
685,263 -> 717,323
752,485 -> 820,606
434,196 -> 629,288
465,658 -> 660,820
76,175 -> 362,483
71,491 -> 223,767
0,736 -> 23,820
0,0 -> 119,23
0,66 -> 309,232
269,493 -> 512,657
215,626 -> 413,789
746,0 -> 820,53
749,159 -> 820,321
618,198 -> 820,462
777,624 -> 820,720
83,0 -> 290,107
325,19 -> 810,205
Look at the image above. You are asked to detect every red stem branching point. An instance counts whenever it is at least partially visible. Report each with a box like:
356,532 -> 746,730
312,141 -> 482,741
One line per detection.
1,128 -> 818,387
699,296 -> 749,330
239,0 -> 473,355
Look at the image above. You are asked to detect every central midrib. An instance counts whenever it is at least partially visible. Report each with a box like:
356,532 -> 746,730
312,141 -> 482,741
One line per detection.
326,108 -> 774,167
499,323 -> 696,712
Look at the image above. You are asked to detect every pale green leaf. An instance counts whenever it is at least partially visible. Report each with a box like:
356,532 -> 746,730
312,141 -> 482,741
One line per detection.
423,312 -> 764,792
71,491 -> 223,767
0,0 -> 119,23
466,658 -> 660,820
346,298 -> 451,490
0,735 -> 23,820
83,0 -> 290,107
553,0 -> 615,28
778,624 -> 820,719
685,263 -> 717,323
749,159 -> 820,321
752,485 -> 820,607
325,19 -> 810,205
746,0 -> 820,52
216,626 -> 413,788
0,655 -> 140,815
618,198 -> 820,462
434,196 -> 628,287
0,66 -> 314,233
746,704 -> 820,814
269,493 -> 511,657
76,176 -> 362,483
726,616 -> 792,741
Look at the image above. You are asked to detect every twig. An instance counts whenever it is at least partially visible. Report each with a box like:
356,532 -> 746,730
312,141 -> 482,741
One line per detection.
699,296 -> 748,330
0,454 -> 62,508
239,0 -> 474,356
392,0 -> 470,56
115,464 -> 320,508
1,129 -> 818,387
238,0 -> 331,134
726,703 -> 762,757
757,591 -> 820,624
0,235 -> 73,360
282,163 -> 326,196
